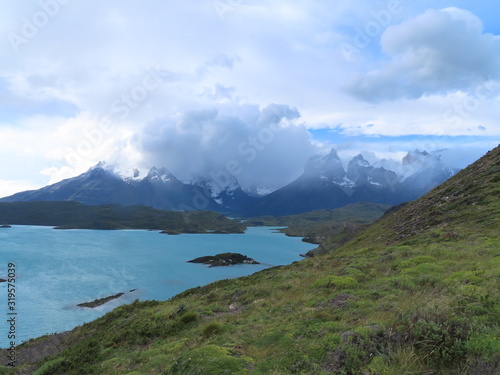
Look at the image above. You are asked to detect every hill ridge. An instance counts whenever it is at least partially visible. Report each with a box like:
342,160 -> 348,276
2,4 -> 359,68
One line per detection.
368,144 -> 500,245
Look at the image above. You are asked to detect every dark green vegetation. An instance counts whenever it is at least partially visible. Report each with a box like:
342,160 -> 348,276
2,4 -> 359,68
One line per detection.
2,146 -> 500,374
0,201 -> 246,234
248,202 -> 389,257
188,253 -> 259,267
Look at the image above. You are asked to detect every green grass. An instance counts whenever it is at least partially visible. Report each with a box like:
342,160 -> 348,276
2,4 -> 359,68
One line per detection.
5,146 -> 500,374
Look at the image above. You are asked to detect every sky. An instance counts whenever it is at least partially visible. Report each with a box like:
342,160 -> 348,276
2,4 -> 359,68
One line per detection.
0,0 -> 499,196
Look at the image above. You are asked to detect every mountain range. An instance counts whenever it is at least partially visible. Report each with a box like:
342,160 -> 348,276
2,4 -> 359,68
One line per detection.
0,149 -> 458,216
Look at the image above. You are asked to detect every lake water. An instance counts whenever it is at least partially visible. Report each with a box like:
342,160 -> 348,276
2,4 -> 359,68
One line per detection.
0,225 -> 315,347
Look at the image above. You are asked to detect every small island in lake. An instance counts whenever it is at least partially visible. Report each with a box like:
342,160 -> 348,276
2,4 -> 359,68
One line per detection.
188,252 -> 259,267
77,289 -> 137,308
78,293 -> 124,308
0,225 -> 11,228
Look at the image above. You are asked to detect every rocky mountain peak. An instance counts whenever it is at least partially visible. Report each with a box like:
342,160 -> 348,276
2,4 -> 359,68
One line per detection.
146,167 -> 176,183
346,154 -> 372,181
303,148 -> 346,182
402,149 -> 435,168
193,173 -> 240,199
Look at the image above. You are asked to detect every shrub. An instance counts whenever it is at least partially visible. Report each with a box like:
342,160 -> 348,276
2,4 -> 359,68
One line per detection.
401,263 -> 444,286
169,345 -> 252,375
366,356 -> 390,375
313,276 -> 357,289
399,256 -> 437,268
384,276 -> 416,291
32,358 -> 67,375
384,245 -> 414,257
465,332 -> 500,361
202,322 -> 223,338
397,309 -> 471,366
444,270 -> 485,286
412,319 -> 469,363
341,267 -> 366,281
179,311 -> 199,324
332,326 -> 389,374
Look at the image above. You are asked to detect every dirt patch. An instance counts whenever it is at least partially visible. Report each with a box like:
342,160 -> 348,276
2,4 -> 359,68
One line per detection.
0,331 -> 72,374
329,293 -> 350,308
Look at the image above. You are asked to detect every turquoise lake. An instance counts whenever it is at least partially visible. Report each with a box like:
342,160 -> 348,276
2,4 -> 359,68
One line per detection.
0,225 -> 316,347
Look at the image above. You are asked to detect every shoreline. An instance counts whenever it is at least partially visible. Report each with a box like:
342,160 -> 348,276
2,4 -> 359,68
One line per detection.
0,226 -> 314,353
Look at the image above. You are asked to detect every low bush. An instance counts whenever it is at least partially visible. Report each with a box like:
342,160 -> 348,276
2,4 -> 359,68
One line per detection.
168,345 -> 252,375
313,276 -> 357,289
202,322 -> 223,338
179,311 -> 199,324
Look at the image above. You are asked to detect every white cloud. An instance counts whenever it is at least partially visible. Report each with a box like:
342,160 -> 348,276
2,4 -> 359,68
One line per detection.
130,103 -> 318,190
0,1 -> 498,196
0,179 -> 41,198
345,8 -> 500,102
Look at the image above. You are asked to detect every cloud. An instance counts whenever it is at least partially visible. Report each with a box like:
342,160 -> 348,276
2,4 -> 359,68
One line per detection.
345,8 -> 500,102
0,179 -> 41,198
0,1 -> 498,196
128,104 -> 318,190
206,53 -> 241,69
0,76 -> 78,121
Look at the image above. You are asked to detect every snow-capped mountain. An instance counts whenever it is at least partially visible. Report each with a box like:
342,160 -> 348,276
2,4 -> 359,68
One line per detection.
302,149 -> 346,183
245,186 -> 277,197
0,148 -> 458,216
0,163 -> 221,212
400,150 -> 459,200
246,148 -> 457,216
192,175 -> 258,214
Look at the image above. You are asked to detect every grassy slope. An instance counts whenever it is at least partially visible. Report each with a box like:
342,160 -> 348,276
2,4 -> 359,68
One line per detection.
4,146 -> 500,374
0,201 -> 246,234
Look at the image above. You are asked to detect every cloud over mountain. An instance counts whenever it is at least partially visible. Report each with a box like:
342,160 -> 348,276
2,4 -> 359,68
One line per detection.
129,104 -> 318,191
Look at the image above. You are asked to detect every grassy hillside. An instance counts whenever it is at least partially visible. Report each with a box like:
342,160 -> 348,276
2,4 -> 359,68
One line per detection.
0,201 -> 246,234
2,146 -> 500,374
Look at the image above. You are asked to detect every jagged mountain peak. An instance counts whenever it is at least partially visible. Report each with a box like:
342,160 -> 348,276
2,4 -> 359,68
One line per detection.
88,161 -> 116,175
402,149 -> 441,168
87,162 -> 177,184
400,149 -> 456,184
346,154 -> 373,181
192,173 -> 240,198
325,148 -> 341,160
350,154 -> 371,167
146,166 -> 176,183
244,185 -> 276,198
303,148 -> 346,182
91,161 -> 111,170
